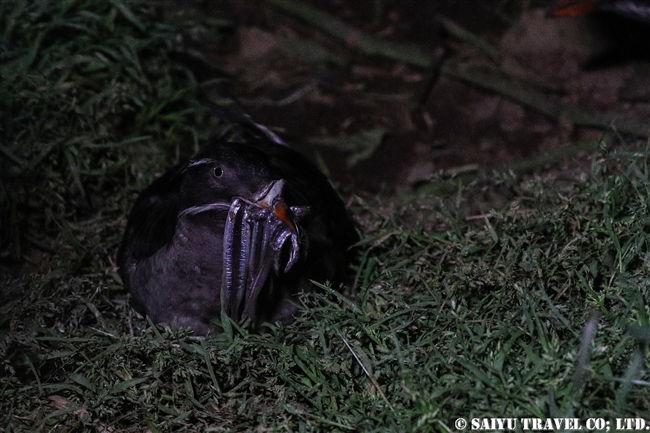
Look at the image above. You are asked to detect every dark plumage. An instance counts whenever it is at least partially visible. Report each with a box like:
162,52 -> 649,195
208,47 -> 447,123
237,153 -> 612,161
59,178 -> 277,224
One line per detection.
117,106 -> 358,334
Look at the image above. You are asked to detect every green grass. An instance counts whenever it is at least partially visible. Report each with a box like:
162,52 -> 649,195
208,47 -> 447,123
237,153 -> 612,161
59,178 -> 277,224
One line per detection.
0,0 -> 209,263
2,0 -> 650,431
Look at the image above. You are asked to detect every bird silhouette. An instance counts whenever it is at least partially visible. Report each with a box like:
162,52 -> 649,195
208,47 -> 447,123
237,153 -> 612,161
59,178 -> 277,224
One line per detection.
117,103 -> 358,334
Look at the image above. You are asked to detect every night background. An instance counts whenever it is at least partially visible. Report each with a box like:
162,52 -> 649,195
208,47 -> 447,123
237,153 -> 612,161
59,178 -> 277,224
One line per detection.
2,0 -> 650,430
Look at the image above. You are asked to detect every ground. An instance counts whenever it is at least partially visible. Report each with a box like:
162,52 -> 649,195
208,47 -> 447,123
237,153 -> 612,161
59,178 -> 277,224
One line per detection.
174,0 -> 650,192
2,0 -> 650,431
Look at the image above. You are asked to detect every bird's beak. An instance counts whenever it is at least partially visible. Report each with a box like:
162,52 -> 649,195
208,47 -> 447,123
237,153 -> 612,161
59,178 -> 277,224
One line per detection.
253,179 -> 296,232
222,179 -> 310,323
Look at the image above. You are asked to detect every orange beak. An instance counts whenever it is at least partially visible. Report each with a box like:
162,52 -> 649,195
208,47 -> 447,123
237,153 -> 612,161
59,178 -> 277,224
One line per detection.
255,180 -> 297,232
272,201 -> 296,232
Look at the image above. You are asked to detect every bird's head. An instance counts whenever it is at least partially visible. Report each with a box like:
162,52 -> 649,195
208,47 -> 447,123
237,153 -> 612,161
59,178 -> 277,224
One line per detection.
176,141 -> 310,323
179,142 -> 276,212
177,142 -> 304,236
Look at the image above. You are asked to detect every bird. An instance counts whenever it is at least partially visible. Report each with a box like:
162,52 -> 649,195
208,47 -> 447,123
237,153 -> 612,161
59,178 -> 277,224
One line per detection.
117,103 -> 359,335
548,0 -> 650,22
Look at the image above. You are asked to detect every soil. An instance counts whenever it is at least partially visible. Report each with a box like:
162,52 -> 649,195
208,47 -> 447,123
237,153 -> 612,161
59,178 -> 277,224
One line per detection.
167,0 -> 650,193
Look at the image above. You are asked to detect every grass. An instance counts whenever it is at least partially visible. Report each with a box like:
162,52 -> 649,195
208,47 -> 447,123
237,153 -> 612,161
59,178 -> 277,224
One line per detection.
1,0 -> 650,431
0,0 -> 209,264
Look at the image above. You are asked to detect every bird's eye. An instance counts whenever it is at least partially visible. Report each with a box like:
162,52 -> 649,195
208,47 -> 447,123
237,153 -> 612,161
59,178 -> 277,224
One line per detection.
212,166 -> 223,178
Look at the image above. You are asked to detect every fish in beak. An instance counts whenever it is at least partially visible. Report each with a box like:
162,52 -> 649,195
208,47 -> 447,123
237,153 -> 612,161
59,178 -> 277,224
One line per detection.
221,179 -> 310,322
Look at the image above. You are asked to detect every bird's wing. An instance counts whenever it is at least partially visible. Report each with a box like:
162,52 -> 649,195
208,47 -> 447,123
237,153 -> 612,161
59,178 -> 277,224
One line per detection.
118,164 -> 184,262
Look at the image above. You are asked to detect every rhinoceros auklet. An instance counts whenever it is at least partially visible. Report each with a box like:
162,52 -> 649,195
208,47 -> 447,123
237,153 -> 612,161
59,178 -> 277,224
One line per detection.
117,104 -> 358,334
